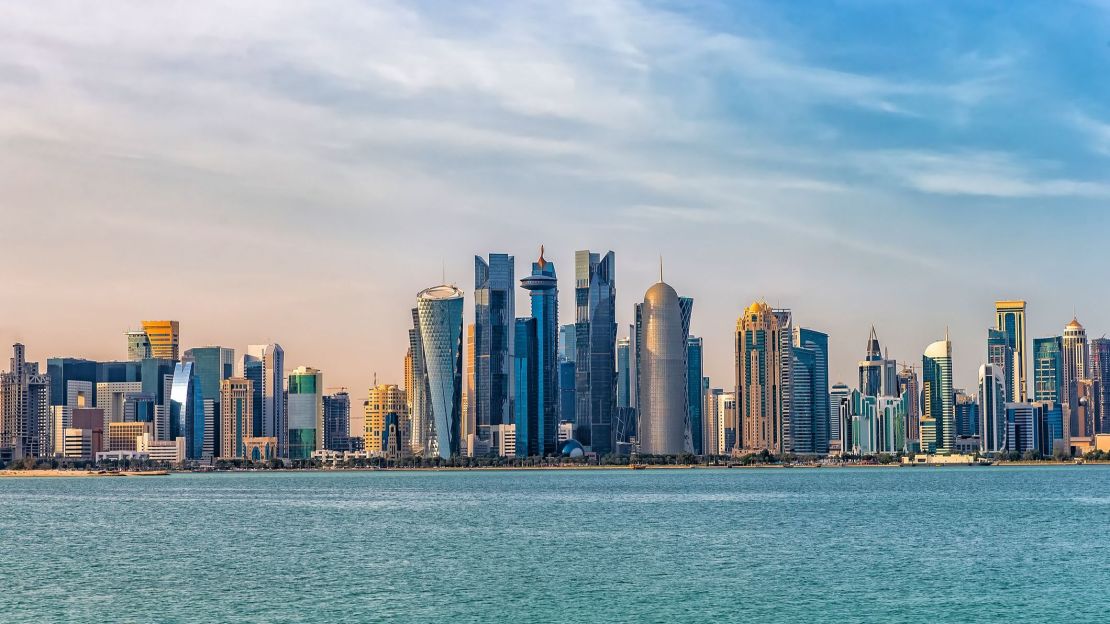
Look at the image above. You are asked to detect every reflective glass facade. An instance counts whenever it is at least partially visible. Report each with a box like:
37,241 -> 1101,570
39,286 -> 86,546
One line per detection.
574,250 -> 616,454
1033,336 -> 1063,403
169,362 -> 203,457
687,337 -> 703,454
474,254 -> 515,444
922,339 -> 954,453
792,328 -> 829,455
634,282 -> 689,455
287,367 -> 322,460
417,285 -> 464,459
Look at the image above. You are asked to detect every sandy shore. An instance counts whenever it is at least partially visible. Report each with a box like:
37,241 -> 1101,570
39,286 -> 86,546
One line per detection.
0,470 -> 170,478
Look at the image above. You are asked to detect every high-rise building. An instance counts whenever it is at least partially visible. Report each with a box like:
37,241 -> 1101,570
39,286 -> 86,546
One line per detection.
287,366 -> 323,460
474,253 -> 515,447
736,302 -> 783,454
574,249 -> 617,454
773,309 -> 794,451
922,335 -> 954,454
1033,336 -> 1063,403
829,382 -> 851,453
140,321 -> 180,361
322,391 -> 351,451
687,337 -> 704,454
125,331 -> 151,361
219,377 -> 253,459
169,361 -> 203,459
513,317 -> 538,457
463,323 -> 475,449
417,284 -> 464,459
244,344 -> 285,454
704,383 -> 721,456
1062,317 -> 1088,436
407,313 -> 431,456
858,327 -> 897,396
634,281 -> 692,455
978,364 -> 1007,453
718,391 -> 737,452
558,324 -> 576,363
617,336 -> 632,410
182,347 -> 234,459
954,390 -> 978,437
792,328 -> 830,455
986,328 -> 1014,404
519,247 -> 559,456
1089,338 -> 1110,434
365,384 -> 407,457
995,300 -> 1028,402
0,344 -> 52,458
896,365 -> 920,444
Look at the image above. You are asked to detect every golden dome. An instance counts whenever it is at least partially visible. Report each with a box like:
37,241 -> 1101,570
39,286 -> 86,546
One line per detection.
1066,317 -> 1083,330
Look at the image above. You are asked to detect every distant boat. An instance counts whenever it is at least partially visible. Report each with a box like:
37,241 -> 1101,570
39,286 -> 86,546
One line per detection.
630,464 -> 647,470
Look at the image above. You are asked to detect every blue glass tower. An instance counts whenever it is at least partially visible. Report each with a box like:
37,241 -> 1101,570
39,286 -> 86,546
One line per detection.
575,250 -> 617,455
169,362 -> 203,457
1033,337 -> 1063,403
513,317 -> 538,456
520,247 -> 559,456
687,337 -> 704,454
794,328 -> 830,455
183,346 -> 234,458
474,253 -> 515,447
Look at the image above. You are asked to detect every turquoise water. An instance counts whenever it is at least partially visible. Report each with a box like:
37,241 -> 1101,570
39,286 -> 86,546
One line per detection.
1,467 -> 1108,623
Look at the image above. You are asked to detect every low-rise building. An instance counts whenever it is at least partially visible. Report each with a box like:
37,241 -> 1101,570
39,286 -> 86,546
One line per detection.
136,433 -> 186,463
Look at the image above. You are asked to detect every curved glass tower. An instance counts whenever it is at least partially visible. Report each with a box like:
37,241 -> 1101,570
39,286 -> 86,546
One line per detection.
923,336 -> 954,453
169,361 -> 202,458
417,285 -> 464,459
635,282 -> 690,455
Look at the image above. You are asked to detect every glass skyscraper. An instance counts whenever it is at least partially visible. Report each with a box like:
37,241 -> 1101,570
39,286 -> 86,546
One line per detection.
986,328 -> 1014,404
1089,337 -> 1110,433
574,250 -> 616,455
995,300 -> 1028,402
1033,336 -> 1063,404
793,328 -> 830,455
686,336 -> 704,455
169,361 -> 203,458
245,344 -> 284,454
922,335 -> 954,454
287,366 -> 322,460
519,248 -> 558,456
183,347 -> 234,459
513,317 -> 538,457
474,254 -> 515,447
322,391 -> 351,451
417,284 -> 464,459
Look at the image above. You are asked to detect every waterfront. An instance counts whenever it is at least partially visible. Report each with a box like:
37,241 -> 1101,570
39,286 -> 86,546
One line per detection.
1,467 -> 1108,623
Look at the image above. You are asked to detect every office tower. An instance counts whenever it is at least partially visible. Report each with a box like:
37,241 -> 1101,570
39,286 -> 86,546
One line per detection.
219,378 -> 253,459
0,344 -> 52,458
520,247 -> 559,456
829,382 -> 851,453
108,421 -> 150,452
474,253 -> 515,446
793,328 -> 830,455
286,366 -> 323,459
1062,317 -> 1088,436
858,327 -> 897,396
922,334 -> 954,454
896,365 -> 920,443
703,384 -> 720,456
718,392 -> 737,451
125,330 -> 151,361
986,328 -> 1014,404
1076,379 -> 1097,439
736,302 -> 783,454
403,347 -> 414,415
463,323 -> 475,449
245,344 -> 285,453
978,364 -> 1007,453
51,380 -> 93,454
558,324 -> 576,363
687,337 -> 704,454
169,362 -> 203,459
633,281 -> 691,455
365,384 -> 407,457
574,249 -> 617,454
954,390 -> 978,437
617,336 -> 632,410
773,309 -> 794,451
513,317 -> 538,457
995,300 -> 1028,402
322,391 -> 351,451
558,360 -> 575,427
408,314 -> 431,456
182,347 -> 234,458
1089,338 -> 1110,433
417,285 -> 464,459
96,382 -> 143,432
1033,337 -> 1063,403
139,321 -> 180,361
840,390 -> 909,455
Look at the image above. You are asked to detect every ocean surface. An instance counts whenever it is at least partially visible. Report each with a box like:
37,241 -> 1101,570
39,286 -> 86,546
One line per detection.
1,466 -> 1108,623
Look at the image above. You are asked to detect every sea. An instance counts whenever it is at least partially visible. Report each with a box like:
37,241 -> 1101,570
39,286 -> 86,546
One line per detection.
1,466 -> 1108,623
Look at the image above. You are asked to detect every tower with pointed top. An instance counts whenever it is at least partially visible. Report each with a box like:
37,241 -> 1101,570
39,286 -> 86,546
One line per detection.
858,327 -> 897,396
1062,316 -> 1088,435
518,246 -> 559,456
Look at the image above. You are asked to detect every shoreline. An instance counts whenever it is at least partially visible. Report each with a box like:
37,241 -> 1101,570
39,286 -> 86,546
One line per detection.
0,470 -> 170,478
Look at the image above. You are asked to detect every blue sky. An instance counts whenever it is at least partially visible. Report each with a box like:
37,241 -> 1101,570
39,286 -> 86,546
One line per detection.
1,0 -> 1109,394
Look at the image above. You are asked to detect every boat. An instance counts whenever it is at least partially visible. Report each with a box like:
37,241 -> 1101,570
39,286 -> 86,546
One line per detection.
630,464 -> 647,470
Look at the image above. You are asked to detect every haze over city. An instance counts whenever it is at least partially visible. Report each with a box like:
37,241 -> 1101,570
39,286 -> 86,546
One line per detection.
3,1 -> 1110,395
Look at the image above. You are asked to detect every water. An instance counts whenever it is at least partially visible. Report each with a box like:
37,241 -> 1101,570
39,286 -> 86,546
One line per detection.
1,466 -> 1108,623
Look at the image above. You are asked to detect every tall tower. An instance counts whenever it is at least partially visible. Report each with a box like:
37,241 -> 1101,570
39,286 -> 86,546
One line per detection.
1062,317 -> 1088,435
634,281 -> 691,455
417,284 -> 464,459
1089,338 -> 1110,434
687,336 -> 704,454
287,366 -> 323,460
245,344 -> 285,454
140,320 -> 180,361
519,247 -> 559,456
858,327 -> 897,396
735,302 -> 783,454
573,250 -> 617,454
896,365 -> 921,443
1033,336 -> 1063,403
793,328 -> 830,455
219,377 -> 253,459
995,300 -> 1028,402
365,384 -> 408,457
0,344 -> 51,458
922,335 -> 954,454
986,328 -> 1014,404
978,364 -> 1007,453
474,254 -> 515,447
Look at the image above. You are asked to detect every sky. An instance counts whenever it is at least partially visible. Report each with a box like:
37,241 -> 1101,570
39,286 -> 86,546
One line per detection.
2,0 -> 1110,400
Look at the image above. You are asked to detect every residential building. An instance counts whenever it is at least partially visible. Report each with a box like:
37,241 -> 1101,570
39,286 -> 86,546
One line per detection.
1062,317 -> 1088,437
978,364 -> 1007,453
108,421 -> 151,452
735,301 -> 783,453
896,366 -> 920,444
829,382 -> 851,454
323,391 -> 353,451
365,384 -> 407,457
987,328 -> 1014,403
1089,338 -> 1110,433
0,344 -> 52,458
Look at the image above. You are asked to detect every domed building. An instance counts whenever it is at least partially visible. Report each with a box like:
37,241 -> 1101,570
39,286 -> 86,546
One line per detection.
560,439 -> 585,458
634,280 -> 692,455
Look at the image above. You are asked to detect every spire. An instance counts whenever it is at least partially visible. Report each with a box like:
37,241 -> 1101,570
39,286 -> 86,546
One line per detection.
866,326 -> 881,360
659,255 -> 664,282
537,244 -> 547,269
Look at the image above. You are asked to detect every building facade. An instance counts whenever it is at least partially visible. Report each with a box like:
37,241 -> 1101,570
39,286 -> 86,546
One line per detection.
735,302 -> 783,454
687,337 -> 704,454
519,247 -> 559,456
474,253 -> 515,447
417,285 -> 464,459
793,328 -> 830,455
634,281 -> 691,456
574,250 -> 617,455
140,320 -> 180,361
995,300 -> 1027,402
219,377 -> 253,459
0,344 -> 52,458
287,367 -> 323,460
922,336 -> 954,454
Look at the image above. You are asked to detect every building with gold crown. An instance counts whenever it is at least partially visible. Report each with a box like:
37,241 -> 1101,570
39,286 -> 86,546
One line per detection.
735,301 -> 784,454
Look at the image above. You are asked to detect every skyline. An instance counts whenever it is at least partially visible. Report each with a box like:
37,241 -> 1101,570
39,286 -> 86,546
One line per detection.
4,1 -> 1110,395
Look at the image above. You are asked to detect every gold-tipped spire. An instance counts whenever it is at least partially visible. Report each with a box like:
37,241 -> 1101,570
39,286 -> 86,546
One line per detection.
537,244 -> 547,269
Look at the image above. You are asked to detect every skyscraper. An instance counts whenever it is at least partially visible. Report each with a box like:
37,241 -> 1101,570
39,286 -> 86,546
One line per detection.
1088,338 -> 1110,433
687,336 -> 704,454
287,366 -> 323,460
463,323 -> 475,450
922,335 -> 954,454
793,328 -> 830,455
1062,317 -> 1088,436
858,327 -> 897,396
125,330 -> 151,361
182,347 -> 234,459
365,384 -> 407,457
736,301 -> 783,454
245,344 -> 285,453
417,284 -> 464,459
574,250 -> 616,454
322,391 -> 351,451
513,317 -> 538,457
1033,336 -> 1063,403
703,381 -> 719,455
0,344 -> 51,458
169,361 -> 203,459
634,281 -> 692,455
519,247 -> 559,456
219,377 -> 252,459
829,382 -> 850,453
995,300 -> 1028,402
773,309 -> 794,451
617,336 -> 632,410
978,364 -> 1007,453
140,320 -> 180,361
896,365 -> 920,444
474,253 -> 515,447
986,328 -> 1014,404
